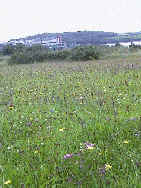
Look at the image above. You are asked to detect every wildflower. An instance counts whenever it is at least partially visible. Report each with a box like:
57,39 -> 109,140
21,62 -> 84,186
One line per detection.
50,109 -> 55,113
67,177 -> 73,183
9,104 -> 14,110
26,122 -> 32,127
34,150 -> 38,154
9,106 -> 13,110
123,140 -> 129,144
4,180 -> 12,184
7,146 -> 11,150
64,153 -> 73,159
99,167 -> 106,176
80,143 -> 84,152
86,145 -> 95,150
59,128 -> 65,132
80,142 -> 96,151
84,142 -> 95,150
105,164 -> 112,171
80,149 -> 84,152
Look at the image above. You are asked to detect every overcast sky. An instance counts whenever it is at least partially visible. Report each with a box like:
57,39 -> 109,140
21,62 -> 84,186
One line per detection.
0,0 -> 141,41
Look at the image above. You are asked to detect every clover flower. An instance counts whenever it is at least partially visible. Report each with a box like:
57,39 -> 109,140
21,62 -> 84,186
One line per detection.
64,153 -> 73,159
4,180 -> 12,184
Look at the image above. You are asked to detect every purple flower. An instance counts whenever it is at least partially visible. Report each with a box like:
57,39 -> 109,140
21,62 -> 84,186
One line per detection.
50,109 -> 55,113
64,153 -> 73,159
84,142 -> 95,149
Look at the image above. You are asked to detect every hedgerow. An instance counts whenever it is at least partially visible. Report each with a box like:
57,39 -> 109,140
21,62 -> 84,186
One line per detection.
8,45 -> 101,64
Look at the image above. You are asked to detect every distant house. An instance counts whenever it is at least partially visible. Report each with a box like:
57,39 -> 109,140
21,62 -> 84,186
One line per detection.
8,39 -> 25,46
42,36 -> 66,49
104,43 -> 115,47
132,41 -> 141,46
117,33 -> 129,37
7,35 -> 67,49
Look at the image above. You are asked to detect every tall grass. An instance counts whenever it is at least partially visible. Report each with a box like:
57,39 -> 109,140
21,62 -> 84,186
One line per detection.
0,54 -> 141,187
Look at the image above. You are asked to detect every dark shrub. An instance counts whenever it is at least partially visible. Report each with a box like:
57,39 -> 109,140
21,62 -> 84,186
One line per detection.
129,43 -> 141,52
3,44 -> 26,56
8,45 -> 101,64
2,45 -> 15,55
68,46 -> 101,61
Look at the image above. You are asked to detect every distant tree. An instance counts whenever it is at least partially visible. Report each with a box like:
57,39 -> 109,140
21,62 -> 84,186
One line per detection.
115,42 -> 121,47
2,45 -> 15,55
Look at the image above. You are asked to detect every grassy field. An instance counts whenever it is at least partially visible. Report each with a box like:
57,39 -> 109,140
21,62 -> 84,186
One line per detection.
0,52 -> 141,187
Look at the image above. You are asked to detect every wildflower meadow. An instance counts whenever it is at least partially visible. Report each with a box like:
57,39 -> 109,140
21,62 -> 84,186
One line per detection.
0,52 -> 141,187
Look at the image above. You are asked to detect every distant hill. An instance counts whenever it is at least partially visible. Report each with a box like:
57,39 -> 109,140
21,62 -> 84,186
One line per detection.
15,31 -> 118,47
6,30 -> 141,47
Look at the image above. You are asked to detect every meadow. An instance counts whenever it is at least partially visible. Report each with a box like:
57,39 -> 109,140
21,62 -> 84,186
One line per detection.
0,48 -> 141,187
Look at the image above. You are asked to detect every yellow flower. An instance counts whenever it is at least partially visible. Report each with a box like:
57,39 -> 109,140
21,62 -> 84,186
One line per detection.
123,140 -> 129,144
4,180 -> 12,184
87,146 -> 94,150
34,150 -> 38,154
9,106 -> 14,110
85,142 -> 95,150
105,164 -> 112,171
59,128 -> 65,132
